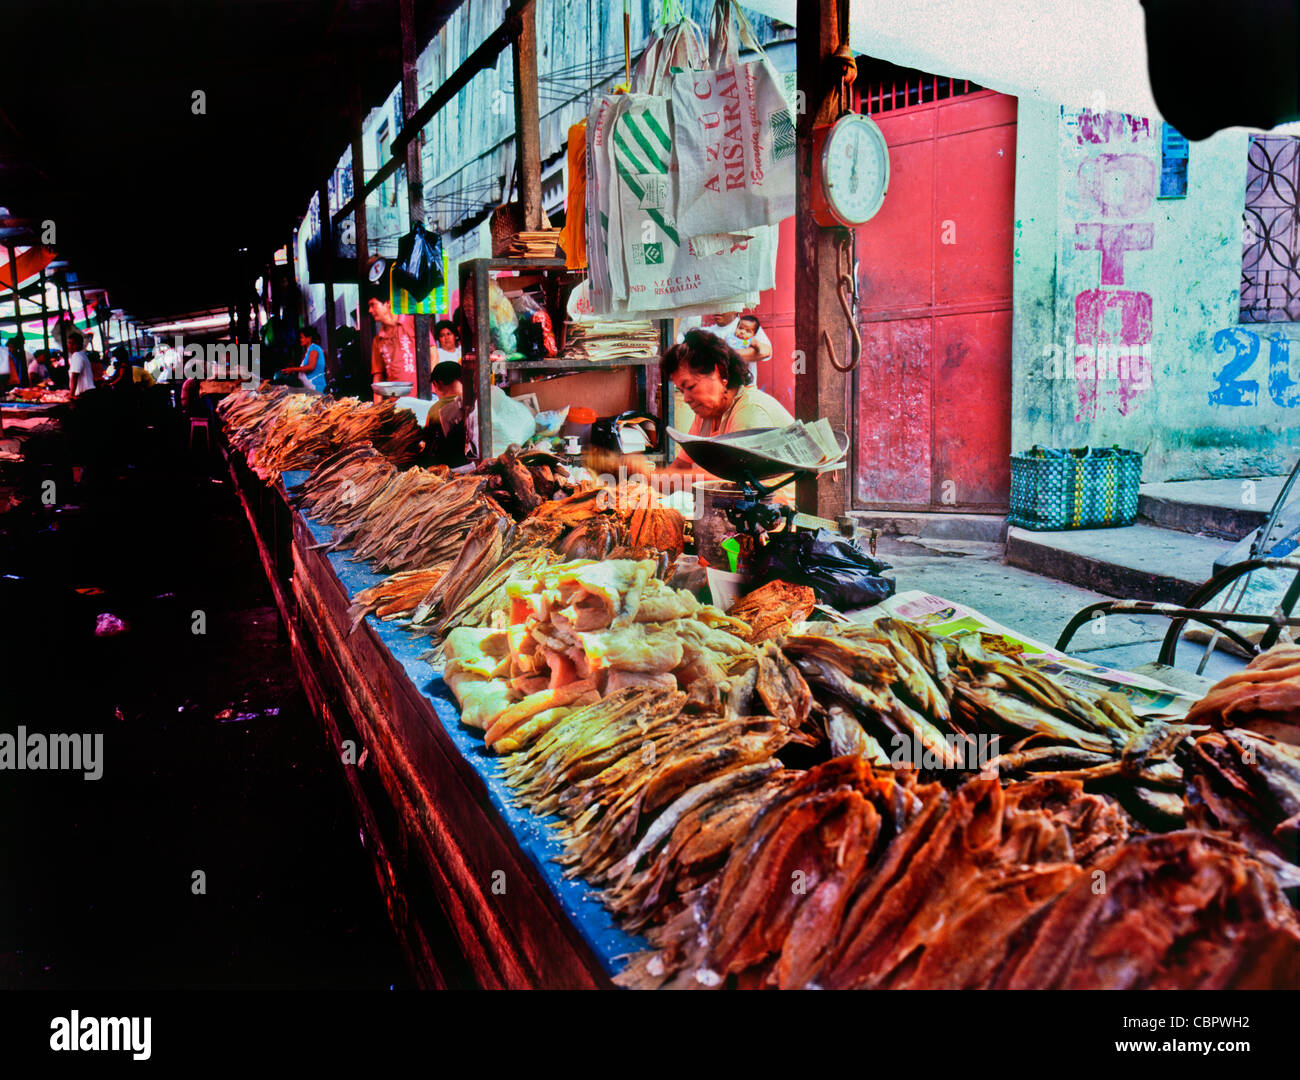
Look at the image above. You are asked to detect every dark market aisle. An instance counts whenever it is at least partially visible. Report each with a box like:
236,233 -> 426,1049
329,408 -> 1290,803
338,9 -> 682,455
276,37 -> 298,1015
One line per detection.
0,418 -> 408,988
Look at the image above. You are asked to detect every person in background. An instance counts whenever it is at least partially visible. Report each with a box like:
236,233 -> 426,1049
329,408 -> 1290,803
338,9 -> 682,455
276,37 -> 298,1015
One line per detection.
0,338 -> 16,387
180,376 -> 205,417
421,360 -> 467,467
8,335 -> 31,385
657,329 -> 795,505
368,296 -> 416,391
28,349 -> 52,384
280,327 -> 326,391
427,360 -> 463,427
67,332 -> 96,398
434,319 -> 462,365
731,313 -> 772,385
108,347 -> 156,389
46,350 -> 68,389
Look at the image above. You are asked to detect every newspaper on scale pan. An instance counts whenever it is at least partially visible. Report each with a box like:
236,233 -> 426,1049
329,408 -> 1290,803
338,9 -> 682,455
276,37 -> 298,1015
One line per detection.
860,590 -> 1200,720
667,419 -> 848,480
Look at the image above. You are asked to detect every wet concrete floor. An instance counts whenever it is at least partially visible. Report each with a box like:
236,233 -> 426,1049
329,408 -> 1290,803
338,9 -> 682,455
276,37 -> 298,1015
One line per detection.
0,412 -> 408,988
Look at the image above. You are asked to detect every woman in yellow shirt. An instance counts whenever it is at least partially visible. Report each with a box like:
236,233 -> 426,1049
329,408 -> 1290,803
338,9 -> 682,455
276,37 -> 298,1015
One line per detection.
659,328 -> 795,502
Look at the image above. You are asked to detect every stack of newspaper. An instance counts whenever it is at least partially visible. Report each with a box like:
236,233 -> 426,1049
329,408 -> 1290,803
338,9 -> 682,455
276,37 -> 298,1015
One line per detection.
563,318 -> 660,363
507,229 -> 561,258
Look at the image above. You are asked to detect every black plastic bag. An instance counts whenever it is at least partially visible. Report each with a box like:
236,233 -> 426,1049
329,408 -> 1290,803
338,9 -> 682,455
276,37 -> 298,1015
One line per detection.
391,223 -> 444,300
753,528 -> 894,610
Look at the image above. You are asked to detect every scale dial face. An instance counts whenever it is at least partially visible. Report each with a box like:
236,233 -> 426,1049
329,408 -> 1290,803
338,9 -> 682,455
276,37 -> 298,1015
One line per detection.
820,113 -> 889,226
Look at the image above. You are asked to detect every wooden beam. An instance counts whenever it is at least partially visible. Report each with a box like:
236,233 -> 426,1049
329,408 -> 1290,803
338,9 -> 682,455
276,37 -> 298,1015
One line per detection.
318,179 -> 337,375
794,0 -> 852,520
5,242 -> 26,386
512,0 -> 542,230
333,0 -> 529,230
399,0 -> 432,401
38,264 -> 49,355
351,80 -> 373,371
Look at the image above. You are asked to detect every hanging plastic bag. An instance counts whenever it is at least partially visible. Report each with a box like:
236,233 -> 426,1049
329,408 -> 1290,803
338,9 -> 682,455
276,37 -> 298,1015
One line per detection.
587,13 -> 775,318
672,0 -> 797,239
392,223 -> 444,300
606,92 -> 777,315
752,528 -> 895,610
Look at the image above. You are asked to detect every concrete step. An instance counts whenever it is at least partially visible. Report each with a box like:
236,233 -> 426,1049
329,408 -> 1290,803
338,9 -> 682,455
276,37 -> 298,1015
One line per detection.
849,510 -> 1007,543
1137,476 -> 1288,540
1005,523 -> 1234,603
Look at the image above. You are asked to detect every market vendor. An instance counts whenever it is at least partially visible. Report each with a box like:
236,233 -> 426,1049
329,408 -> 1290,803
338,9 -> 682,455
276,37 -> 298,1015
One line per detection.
67,332 -> 96,398
421,360 -> 468,467
368,296 -> 416,393
434,319 -> 462,365
280,328 -> 326,391
659,328 -> 795,503
28,349 -> 51,384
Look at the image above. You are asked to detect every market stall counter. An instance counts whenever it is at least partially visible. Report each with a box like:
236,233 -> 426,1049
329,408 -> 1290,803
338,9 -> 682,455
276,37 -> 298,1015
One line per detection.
224,440 -> 641,988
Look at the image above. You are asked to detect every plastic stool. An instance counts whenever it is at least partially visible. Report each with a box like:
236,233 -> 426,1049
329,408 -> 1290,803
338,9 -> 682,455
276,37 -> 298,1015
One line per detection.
189,417 -> 211,454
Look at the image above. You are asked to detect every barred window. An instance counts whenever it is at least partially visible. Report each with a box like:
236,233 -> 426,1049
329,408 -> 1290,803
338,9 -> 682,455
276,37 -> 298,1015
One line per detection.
1242,135 -> 1300,323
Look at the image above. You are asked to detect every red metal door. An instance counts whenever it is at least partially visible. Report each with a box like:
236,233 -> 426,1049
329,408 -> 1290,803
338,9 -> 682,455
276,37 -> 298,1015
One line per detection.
852,78 -> 1016,511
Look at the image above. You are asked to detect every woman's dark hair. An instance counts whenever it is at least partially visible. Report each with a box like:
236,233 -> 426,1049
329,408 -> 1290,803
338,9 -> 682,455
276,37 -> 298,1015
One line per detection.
434,319 -> 458,342
300,327 -> 320,344
661,328 -> 752,390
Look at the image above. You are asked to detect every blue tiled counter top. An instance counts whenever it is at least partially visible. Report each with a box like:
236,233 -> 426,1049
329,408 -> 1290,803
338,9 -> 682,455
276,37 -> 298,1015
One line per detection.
279,469 -> 646,978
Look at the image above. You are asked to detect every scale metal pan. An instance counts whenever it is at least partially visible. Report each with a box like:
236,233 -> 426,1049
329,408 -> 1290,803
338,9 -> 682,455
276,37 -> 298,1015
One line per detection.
666,427 -> 850,482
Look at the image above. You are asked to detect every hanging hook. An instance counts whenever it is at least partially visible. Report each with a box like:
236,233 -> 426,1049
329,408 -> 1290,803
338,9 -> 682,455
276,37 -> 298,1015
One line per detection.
822,229 -> 861,373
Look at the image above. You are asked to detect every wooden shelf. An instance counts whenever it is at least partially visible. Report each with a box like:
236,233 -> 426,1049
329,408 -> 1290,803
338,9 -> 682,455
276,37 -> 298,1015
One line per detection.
506,355 -> 660,372
458,258 -> 672,461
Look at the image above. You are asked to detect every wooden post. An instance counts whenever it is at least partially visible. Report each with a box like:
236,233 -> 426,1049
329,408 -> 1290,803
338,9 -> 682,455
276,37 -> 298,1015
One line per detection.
38,264 -> 50,356
399,0 -> 432,400
52,276 -> 64,362
318,179 -> 337,378
5,242 -> 26,387
794,0 -> 852,520
351,82 -> 373,371
512,0 -> 542,230
62,280 -> 74,353
285,230 -> 300,338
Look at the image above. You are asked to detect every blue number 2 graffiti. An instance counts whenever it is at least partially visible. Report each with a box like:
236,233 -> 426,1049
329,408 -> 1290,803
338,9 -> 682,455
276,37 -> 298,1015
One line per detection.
1210,329 -> 1300,407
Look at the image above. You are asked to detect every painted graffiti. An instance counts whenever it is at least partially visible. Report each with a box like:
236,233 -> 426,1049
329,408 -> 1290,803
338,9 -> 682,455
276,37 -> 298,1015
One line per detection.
1209,328 -> 1300,408
1062,108 -> 1157,420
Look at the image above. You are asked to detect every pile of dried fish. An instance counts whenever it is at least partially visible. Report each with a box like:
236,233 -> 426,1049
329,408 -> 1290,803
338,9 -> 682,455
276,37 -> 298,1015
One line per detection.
335,473 -> 506,573
782,619 -> 1185,828
347,565 -> 452,630
219,388 -> 421,482
729,580 -> 817,644
289,441 -> 506,576
441,559 -> 778,751
495,686 -> 802,925
473,447 -> 576,520
219,386 -> 310,460
1185,642 -> 1300,743
292,444 -> 402,523
1182,729 -> 1300,866
252,397 -> 421,480
617,758 -> 1300,989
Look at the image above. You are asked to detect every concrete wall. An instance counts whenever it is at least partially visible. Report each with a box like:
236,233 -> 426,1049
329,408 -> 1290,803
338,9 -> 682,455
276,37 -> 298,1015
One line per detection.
1013,99 -> 1300,481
